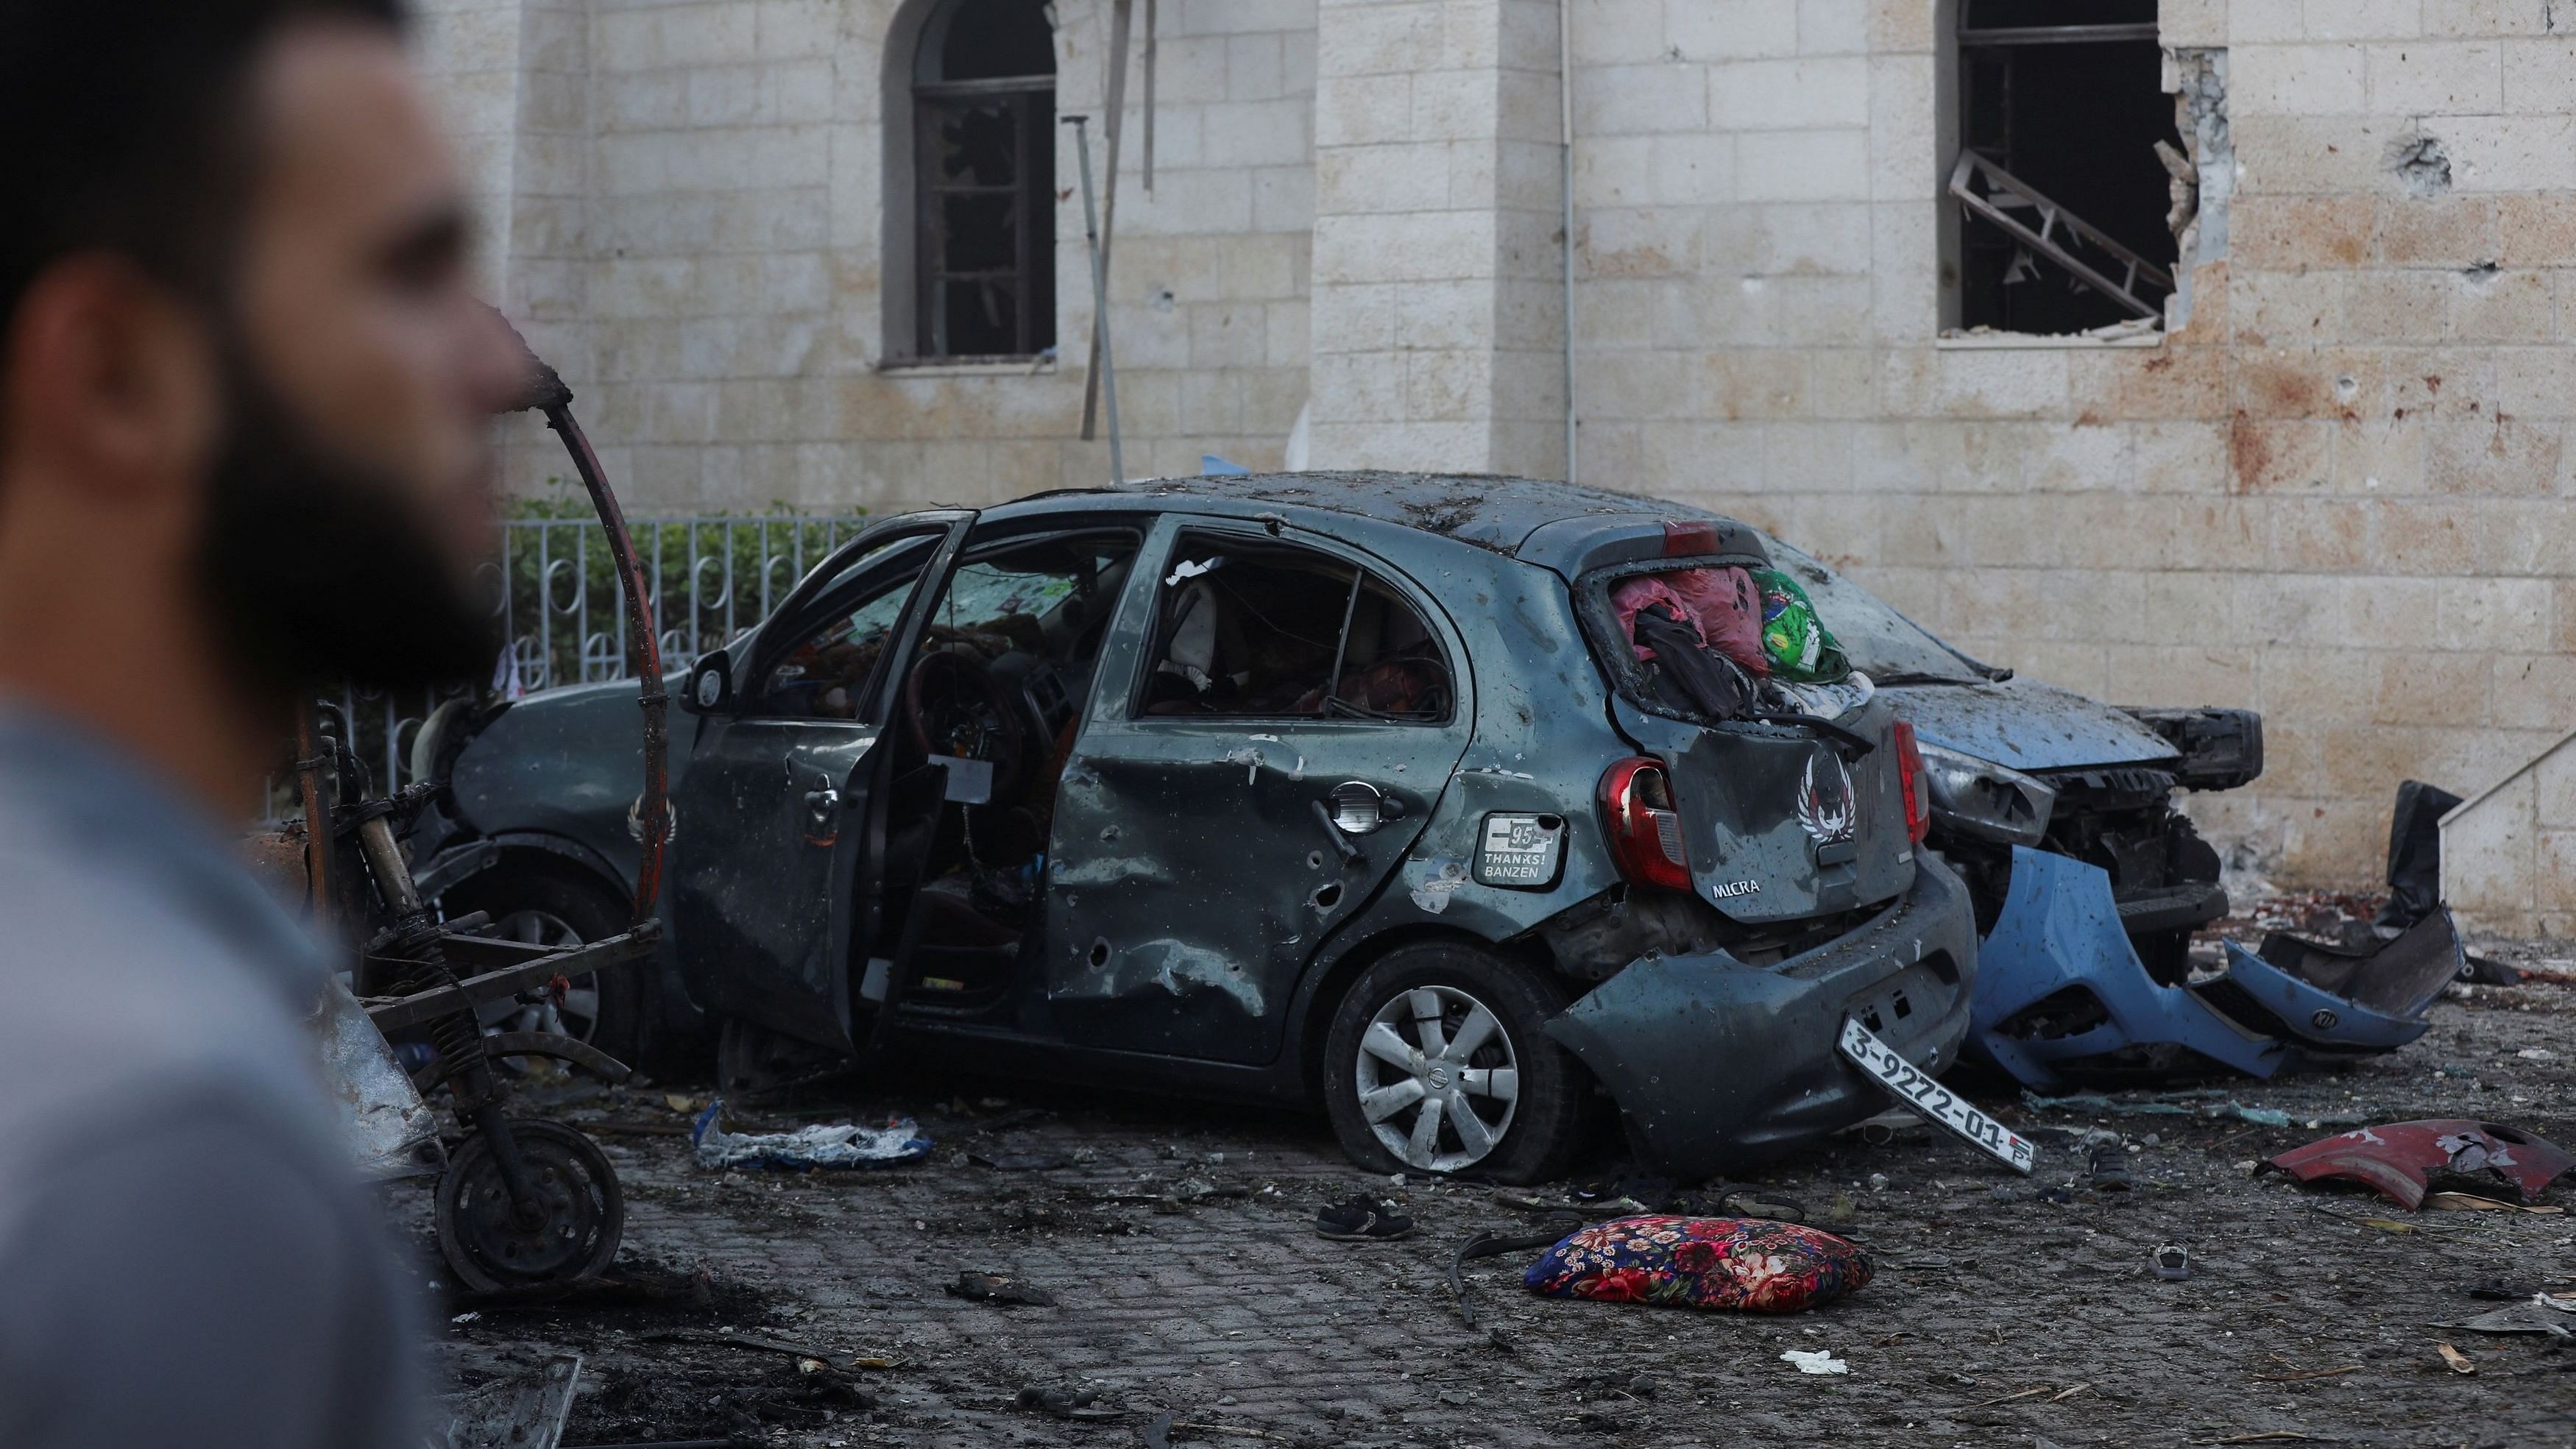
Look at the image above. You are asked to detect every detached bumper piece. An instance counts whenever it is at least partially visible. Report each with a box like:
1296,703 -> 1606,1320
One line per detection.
1545,857 -> 1978,1181
2116,706 -> 2265,792
2201,910 -> 2465,1055
1968,847 -> 2466,1090
2265,1120 -> 2576,1211
1967,848 -> 2281,1091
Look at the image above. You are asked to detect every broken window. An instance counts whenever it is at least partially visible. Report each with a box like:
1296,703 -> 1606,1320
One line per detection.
911,531 -> 1143,748
757,538 -> 941,720
1951,0 -> 2179,336
913,0 -> 1057,359
1138,536 -> 1453,723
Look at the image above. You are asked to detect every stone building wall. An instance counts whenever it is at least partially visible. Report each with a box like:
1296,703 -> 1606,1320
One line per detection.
414,0 -> 1320,513
1563,0 -> 2576,888
1305,0 -> 1569,475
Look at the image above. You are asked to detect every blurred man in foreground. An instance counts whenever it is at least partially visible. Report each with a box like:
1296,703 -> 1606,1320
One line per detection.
0,1 -> 523,1442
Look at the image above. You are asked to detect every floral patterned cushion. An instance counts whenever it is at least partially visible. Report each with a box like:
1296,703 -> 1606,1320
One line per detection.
1522,1215 -> 1872,1313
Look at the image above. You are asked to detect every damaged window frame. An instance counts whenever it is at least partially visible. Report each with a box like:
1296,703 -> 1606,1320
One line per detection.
747,534 -> 946,723
1574,553 -> 1767,731
1569,545 -> 1899,754
1130,528 -> 1456,727
1939,0 -> 2222,342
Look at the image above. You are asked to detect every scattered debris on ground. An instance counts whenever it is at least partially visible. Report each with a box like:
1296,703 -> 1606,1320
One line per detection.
417,910 -> 2576,1445
691,1101 -> 933,1170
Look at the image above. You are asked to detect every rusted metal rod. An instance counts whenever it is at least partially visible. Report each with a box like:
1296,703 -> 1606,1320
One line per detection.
1065,113 -> 1125,485
291,700 -> 332,912
490,306 -> 670,926
541,400 -> 670,924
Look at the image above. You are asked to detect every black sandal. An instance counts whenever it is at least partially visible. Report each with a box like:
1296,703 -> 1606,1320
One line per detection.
1449,1214 -> 1584,1328
1317,1194 -> 1415,1241
1718,1188 -> 1809,1222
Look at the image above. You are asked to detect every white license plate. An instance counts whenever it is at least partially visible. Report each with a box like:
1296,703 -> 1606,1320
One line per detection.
1838,1018 -> 2035,1174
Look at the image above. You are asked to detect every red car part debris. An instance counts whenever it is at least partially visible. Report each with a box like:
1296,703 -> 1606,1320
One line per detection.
2265,1119 -> 2576,1211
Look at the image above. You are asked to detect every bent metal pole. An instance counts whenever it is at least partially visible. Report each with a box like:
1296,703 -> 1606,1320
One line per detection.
1064,113 -> 1125,486
487,306 -> 669,924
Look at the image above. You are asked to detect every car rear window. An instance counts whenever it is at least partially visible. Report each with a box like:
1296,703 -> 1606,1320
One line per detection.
1759,540 -> 1986,684
1572,540 -> 1986,726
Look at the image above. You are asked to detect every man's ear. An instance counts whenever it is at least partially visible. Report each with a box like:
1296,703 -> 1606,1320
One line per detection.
0,256 -> 220,506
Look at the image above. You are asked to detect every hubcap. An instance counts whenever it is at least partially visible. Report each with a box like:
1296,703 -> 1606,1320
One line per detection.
1354,985 -> 1520,1172
472,908 -> 601,1045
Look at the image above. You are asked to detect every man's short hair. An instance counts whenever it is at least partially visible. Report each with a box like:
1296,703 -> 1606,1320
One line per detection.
0,0 -> 408,329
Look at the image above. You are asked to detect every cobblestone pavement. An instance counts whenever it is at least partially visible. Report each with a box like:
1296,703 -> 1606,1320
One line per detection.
424,962 -> 2576,1449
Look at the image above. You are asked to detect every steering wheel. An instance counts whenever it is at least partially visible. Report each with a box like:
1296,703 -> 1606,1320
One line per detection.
904,650 -> 1030,802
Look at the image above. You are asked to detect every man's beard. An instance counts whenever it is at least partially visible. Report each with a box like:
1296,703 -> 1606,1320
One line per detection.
196,358 -> 498,698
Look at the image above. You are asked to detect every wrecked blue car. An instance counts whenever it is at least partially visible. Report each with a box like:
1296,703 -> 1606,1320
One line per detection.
1747,557 -> 2408,1086
406,473 -> 1978,1183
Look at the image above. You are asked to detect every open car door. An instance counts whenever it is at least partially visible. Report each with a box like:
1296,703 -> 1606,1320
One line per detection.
669,511 -> 974,1060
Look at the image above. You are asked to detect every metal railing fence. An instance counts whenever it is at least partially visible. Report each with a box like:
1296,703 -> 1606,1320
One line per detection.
314,512 -> 869,795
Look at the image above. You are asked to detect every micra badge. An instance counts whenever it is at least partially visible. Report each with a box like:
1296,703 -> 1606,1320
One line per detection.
1711,879 -> 1761,899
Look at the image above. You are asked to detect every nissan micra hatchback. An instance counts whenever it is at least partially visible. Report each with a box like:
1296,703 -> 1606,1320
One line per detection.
414,473 -> 1978,1181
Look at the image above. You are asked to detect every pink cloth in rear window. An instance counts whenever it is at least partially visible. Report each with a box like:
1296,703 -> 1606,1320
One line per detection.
1610,577 -> 1700,662
1664,567 -> 1769,678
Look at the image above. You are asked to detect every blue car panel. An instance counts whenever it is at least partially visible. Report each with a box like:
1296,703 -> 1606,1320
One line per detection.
1964,846 -> 2285,1091
2212,943 -> 2434,1053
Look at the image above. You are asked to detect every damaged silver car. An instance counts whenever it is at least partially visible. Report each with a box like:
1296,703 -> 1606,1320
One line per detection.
408,474 -> 1978,1183
1761,546 -> 2261,976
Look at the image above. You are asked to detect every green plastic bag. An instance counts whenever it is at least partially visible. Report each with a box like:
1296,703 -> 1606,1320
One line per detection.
1751,568 -> 1850,683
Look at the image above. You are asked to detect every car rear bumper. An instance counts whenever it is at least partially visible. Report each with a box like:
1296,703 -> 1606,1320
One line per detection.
1543,854 -> 1979,1181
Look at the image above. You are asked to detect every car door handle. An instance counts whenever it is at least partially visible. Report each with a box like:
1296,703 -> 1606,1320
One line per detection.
805,787 -> 841,812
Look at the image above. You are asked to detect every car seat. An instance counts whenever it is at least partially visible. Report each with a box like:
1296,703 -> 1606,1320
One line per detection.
1146,578 -> 1250,712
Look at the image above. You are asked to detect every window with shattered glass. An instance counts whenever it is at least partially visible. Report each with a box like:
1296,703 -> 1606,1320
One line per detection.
1953,0 -> 2179,336
1137,536 -> 1454,723
913,0 -> 1057,358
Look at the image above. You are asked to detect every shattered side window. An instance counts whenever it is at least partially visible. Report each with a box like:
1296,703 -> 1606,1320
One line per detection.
757,542 -> 938,720
1136,535 -> 1453,723
930,560 -> 1078,634
911,531 -> 1138,667
1762,540 -> 1986,684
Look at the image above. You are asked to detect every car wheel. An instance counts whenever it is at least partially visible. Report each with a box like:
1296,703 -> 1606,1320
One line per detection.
1322,941 -> 1587,1184
444,871 -> 654,1071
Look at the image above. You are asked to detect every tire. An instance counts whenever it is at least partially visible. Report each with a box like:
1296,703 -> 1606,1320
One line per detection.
444,869 -> 655,1072
434,1118 -> 624,1290
1322,941 -> 1588,1185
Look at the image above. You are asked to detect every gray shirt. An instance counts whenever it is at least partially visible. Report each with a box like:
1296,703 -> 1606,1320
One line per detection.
0,705 -> 420,1447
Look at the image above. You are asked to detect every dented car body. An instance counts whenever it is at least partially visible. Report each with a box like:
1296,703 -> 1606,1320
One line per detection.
417,473 -> 1979,1181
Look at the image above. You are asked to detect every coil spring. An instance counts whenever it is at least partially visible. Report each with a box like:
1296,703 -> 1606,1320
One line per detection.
383,944 -> 489,1081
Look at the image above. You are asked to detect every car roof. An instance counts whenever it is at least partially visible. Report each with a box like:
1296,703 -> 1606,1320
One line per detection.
999,470 -> 1727,556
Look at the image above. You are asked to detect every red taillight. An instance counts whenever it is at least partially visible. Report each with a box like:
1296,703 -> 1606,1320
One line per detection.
1893,720 -> 1930,846
1599,757 -> 1692,890
1662,519 -> 1722,556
